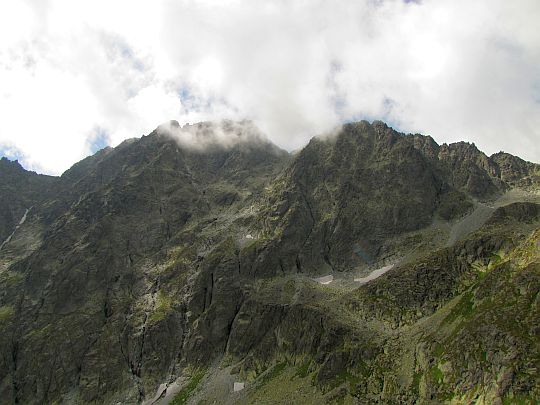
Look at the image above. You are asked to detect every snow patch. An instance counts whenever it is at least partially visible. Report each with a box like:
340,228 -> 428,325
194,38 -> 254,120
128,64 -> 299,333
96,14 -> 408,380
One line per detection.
233,382 -> 245,392
314,275 -> 333,285
354,265 -> 393,284
0,207 -> 30,251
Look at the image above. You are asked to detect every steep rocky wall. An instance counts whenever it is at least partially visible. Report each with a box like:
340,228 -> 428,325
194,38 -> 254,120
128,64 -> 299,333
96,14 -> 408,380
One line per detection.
0,121 -> 539,404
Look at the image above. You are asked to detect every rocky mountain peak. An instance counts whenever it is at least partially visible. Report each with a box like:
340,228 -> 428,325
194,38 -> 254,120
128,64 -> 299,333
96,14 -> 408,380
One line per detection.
0,120 -> 539,404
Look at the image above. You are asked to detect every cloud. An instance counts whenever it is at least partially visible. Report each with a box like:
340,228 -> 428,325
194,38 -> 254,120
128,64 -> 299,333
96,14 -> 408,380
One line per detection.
158,119 -> 273,152
0,0 -> 539,174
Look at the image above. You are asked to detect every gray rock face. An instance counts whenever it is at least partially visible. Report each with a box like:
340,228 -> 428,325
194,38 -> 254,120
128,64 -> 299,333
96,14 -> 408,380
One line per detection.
0,158 -> 57,243
252,121 -> 538,276
0,120 -> 538,404
255,121 -> 443,274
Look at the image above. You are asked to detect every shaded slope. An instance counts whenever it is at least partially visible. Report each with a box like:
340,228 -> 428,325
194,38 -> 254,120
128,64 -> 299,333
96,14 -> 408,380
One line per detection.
0,123 -> 289,404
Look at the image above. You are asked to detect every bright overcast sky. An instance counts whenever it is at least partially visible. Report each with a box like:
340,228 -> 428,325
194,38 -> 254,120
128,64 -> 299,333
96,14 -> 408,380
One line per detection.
1,0 -> 539,174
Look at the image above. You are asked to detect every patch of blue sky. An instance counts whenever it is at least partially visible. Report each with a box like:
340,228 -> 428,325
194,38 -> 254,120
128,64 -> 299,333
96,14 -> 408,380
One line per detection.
340,97 -> 407,134
119,43 -> 146,72
0,143 -> 25,161
88,128 -> 110,153
177,85 -> 235,117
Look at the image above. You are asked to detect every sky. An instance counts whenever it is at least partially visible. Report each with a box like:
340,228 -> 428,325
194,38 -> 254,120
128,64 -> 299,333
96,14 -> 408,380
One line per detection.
0,0 -> 539,175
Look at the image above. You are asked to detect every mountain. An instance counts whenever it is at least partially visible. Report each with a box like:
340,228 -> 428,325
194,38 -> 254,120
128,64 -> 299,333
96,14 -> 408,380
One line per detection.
0,120 -> 539,404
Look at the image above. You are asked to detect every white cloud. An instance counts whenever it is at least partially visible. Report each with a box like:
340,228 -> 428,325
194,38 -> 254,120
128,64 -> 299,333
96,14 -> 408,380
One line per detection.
0,0 -> 539,174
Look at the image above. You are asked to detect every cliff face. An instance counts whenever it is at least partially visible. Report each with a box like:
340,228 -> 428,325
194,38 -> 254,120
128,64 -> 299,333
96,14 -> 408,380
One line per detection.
251,121 -> 537,275
0,158 -> 58,243
0,120 -> 538,404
